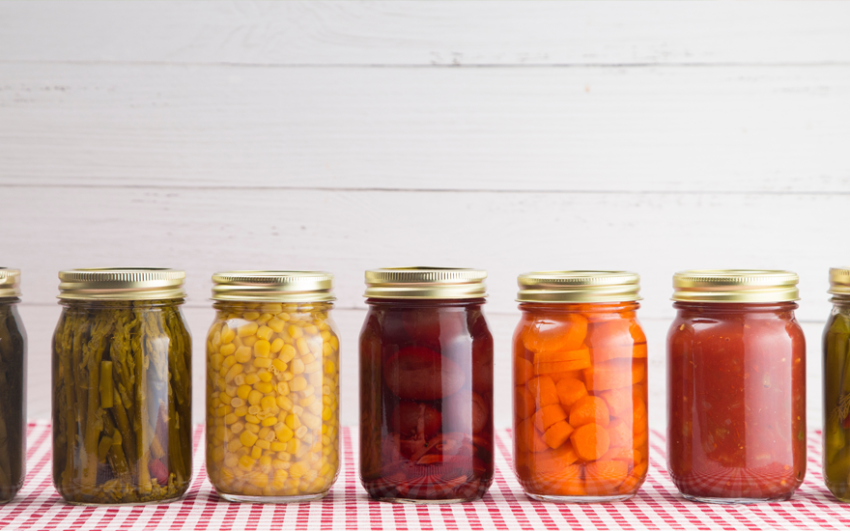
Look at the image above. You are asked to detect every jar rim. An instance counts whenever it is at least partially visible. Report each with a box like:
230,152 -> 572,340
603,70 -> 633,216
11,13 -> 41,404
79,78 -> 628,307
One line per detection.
672,269 -> 799,303
58,267 -> 186,301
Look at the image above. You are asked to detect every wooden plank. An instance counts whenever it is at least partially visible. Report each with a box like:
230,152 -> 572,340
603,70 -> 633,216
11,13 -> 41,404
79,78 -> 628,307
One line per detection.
16,304 -> 825,429
1,63 -> 849,192
0,186 -> 843,321
1,2 -> 849,66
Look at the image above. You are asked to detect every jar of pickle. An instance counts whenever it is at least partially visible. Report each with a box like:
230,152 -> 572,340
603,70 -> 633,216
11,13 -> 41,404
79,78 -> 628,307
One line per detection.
206,271 -> 340,503
823,267 -> 850,502
360,267 -> 494,503
667,270 -> 806,503
52,268 -> 192,505
512,271 -> 648,502
0,268 -> 26,503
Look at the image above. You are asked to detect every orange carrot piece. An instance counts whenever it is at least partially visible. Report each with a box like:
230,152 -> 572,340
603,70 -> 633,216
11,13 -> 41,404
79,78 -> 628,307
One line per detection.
631,460 -> 648,478
585,460 -> 629,495
534,404 -> 568,433
632,343 -> 648,358
536,356 -> 591,375
534,441 -> 579,469
586,319 -> 634,361
516,386 -> 536,420
570,423 -> 610,461
618,460 -> 648,494
526,375 -> 559,408
541,420 -> 574,449
516,357 -> 534,385
629,321 -> 647,344
583,358 -> 645,391
556,378 -> 588,412
568,395 -> 610,428
516,418 -> 549,453
599,447 -> 635,463
548,369 -> 583,383
607,419 -> 631,448
534,347 -> 592,366
599,386 -> 632,419
522,314 -> 588,354
633,428 -> 648,450
535,464 -> 585,496
632,399 -> 648,435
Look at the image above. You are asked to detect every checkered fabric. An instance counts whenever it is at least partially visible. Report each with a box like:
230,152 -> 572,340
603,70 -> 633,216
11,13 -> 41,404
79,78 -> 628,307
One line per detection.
1,422 -> 848,530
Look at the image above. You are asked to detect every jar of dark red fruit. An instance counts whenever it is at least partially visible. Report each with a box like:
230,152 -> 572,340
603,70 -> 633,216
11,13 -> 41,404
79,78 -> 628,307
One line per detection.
359,267 -> 494,503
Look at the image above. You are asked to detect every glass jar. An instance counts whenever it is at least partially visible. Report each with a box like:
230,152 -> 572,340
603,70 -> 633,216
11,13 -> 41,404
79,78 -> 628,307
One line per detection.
667,270 -> 806,504
512,271 -> 648,502
0,269 -> 26,503
823,267 -> 850,502
205,271 -> 340,503
359,268 -> 494,503
52,268 -> 192,505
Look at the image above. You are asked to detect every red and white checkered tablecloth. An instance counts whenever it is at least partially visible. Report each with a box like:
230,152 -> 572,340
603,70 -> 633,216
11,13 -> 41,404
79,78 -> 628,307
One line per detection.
1,422 -> 849,530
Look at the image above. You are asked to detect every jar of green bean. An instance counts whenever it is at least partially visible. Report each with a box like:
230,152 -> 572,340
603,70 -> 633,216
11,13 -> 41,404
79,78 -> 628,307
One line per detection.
52,268 -> 192,505
824,267 -> 850,502
0,268 -> 26,503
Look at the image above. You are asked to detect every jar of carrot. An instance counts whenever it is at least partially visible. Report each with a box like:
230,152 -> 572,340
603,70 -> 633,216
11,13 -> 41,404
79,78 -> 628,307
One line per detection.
512,271 -> 648,502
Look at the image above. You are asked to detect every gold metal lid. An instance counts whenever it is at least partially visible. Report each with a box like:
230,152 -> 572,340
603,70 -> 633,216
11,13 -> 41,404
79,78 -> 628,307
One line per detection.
672,269 -> 799,303
517,271 -> 641,303
0,268 -> 21,299
58,268 -> 186,301
364,267 -> 487,300
828,267 -> 850,300
212,271 -> 335,303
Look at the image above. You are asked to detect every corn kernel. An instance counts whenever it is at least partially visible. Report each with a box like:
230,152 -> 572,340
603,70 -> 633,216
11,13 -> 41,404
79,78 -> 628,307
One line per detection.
280,344 -> 297,363
225,413 -> 239,424
271,359 -> 287,373
324,360 -> 336,375
270,338 -> 284,354
276,395 -> 293,411
254,339 -> 271,358
290,376 -> 307,392
255,382 -> 274,394
221,325 -> 236,344
231,397 -> 245,408
234,346 -> 252,363
251,446 -> 263,459
244,373 -> 260,385
228,439 -> 244,452
290,461 -> 309,478
285,414 -> 302,430
256,439 -> 271,450
240,431 -> 259,447
234,405 -> 249,417
275,424 -> 294,443
224,454 -> 239,468
231,422 -> 245,434
238,322 -> 258,337
248,390 -> 263,406
271,442 -> 286,452
288,325 -> 303,339
238,455 -> 256,470
305,361 -> 321,374
258,369 -> 273,383
245,414 -> 261,425
295,425 -> 308,439
322,406 -> 333,421
225,363 -> 243,384
253,357 -> 272,369
267,318 -> 285,333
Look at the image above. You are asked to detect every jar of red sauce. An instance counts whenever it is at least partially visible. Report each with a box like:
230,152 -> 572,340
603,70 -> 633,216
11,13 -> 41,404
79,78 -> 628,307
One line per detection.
667,270 -> 806,503
359,267 -> 493,503
512,271 -> 649,502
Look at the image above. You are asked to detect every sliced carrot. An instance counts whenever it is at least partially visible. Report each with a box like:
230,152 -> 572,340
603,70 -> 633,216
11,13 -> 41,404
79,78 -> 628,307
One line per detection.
599,447 -> 635,463
568,395 -> 610,428
526,375 -> 559,408
585,460 -> 629,495
629,321 -> 647,344
515,357 -> 534,385
617,474 -> 642,495
632,343 -> 648,358
522,314 -> 587,354
533,404 -> 568,433
534,464 -> 585,496
515,386 -> 536,420
599,386 -> 632,418
534,441 -> 579,469
536,355 -> 591,375
632,383 -> 646,404
548,369 -> 583,383
586,319 -> 633,362
633,428 -> 648,451
631,459 -> 648,478
632,398 -> 648,435
541,420 -> 574,449
534,346 -> 592,365
570,423 -> 610,461
583,358 -> 645,391
555,378 -> 588,411
607,419 -> 631,448
516,418 -> 549,453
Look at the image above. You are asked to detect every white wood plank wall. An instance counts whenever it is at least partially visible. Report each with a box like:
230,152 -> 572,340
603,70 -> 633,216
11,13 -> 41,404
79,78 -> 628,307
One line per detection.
1,1 -> 849,432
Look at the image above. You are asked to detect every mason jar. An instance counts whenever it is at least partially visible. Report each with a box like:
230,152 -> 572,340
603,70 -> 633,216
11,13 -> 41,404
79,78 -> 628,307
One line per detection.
667,270 -> 806,503
823,267 -> 850,502
0,268 -> 26,503
512,271 -> 648,502
52,268 -> 192,505
359,267 -> 494,503
205,271 -> 340,503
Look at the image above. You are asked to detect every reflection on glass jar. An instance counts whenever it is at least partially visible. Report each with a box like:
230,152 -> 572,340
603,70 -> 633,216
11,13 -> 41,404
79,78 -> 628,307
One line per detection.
360,268 -> 494,503
667,270 -> 806,504
51,268 -> 192,505
0,268 -> 26,503
205,271 -> 340,503
512,271 -> 648,503
823,267 -> 850,502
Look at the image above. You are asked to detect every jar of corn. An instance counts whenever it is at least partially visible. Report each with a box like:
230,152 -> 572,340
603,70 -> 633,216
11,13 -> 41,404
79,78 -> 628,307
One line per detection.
206,271 -> 340,503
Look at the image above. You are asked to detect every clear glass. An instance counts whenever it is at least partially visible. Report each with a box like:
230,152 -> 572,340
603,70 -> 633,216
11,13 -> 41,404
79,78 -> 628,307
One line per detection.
359,298 -> 494,503
823,301 -> 850,502
205,301 -> 340,503
667,301 -> 806,504
0,298 -> 26,503
52,299 -> 192,505
512,302 -> 648,503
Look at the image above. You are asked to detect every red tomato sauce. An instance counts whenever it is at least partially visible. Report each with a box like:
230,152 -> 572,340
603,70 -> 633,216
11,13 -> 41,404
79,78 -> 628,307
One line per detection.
359,299 -> 493,502
667,302 -> 806,501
